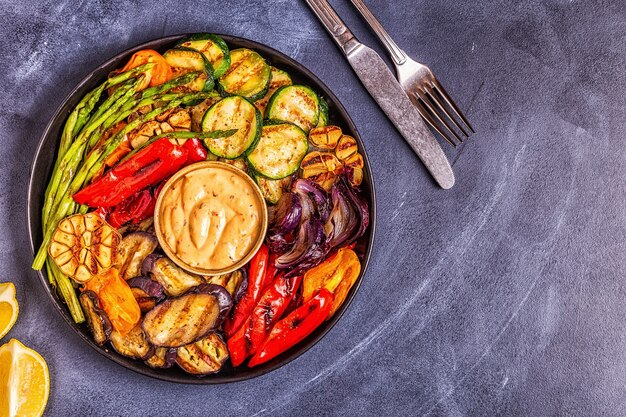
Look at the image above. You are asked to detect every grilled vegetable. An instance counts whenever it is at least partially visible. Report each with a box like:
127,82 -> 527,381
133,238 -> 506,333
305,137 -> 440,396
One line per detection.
177,33 -> 231,79
127,277 -> 165,312
224,244 -> 270,338
316,96 -> 329,128
73,138 -> 189,208
116,49 -> 173,90
325,176 -> 370,249
302,247 -> 361,318
217,48 -> 271,101
335,134 -> 359,160
190,93 -> 222,131
163,47 -> 214,91
117,232 -> 158,280
110,323 -> 154,360
84,268 -> 142,334
145,347 -> 177,369
205,269 -> 246,298
48,213 -> 121,283
266,85 -> 320,133
254,66 -> 293,113
201,95 -> 262,158
248,289 -> 334,367
107,189 -> 157,229
79,290 -> 112,346
176,332 -> 229,375
228,274 -> 302,366
143,255 -> 203,296
254,174 -> 292,204
218,157 -> 248,172
308,125 -> 342,150
246,122 -> 309,179
142,284 -> 232,347
300,151 -> 343,191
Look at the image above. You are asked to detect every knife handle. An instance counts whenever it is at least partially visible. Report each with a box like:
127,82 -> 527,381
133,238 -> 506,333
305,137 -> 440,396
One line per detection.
304,0 -> 361,55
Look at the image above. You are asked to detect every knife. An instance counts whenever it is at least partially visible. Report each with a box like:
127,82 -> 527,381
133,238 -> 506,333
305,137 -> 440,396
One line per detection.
303,0 -> 455,189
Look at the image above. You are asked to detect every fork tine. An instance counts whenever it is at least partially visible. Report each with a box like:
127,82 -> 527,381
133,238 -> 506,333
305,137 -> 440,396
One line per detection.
416,89 -> 464,144
431,79 -> 475,134
411,96 -> 458,147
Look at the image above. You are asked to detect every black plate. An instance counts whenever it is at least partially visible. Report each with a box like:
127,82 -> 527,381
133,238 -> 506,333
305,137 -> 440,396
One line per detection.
27,34 -> 376,384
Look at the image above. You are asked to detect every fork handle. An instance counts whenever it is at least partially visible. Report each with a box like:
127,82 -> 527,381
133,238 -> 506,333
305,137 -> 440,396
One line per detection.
350,0 -> 408,66
304,0 -> 361,56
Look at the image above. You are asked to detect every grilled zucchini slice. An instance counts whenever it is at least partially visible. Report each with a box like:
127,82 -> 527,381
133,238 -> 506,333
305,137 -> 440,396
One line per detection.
177,33 -> 231,78
254,174 -> 292,204
163,47 -> 214,91
217,48 -> 271,101
201,95 -> 262,158
316,96 -> 329,128
266,85 -> 320,133
246,122 -> 309,179
254,66 -> 293,114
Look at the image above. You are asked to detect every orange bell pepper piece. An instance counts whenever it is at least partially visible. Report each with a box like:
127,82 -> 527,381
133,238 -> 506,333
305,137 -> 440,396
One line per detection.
119,49 -> 173,89
302,247 -> 361,319
83,268 -> 141,334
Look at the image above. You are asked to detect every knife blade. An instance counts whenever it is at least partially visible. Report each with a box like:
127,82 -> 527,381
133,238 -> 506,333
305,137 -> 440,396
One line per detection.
303,0 -> 455,189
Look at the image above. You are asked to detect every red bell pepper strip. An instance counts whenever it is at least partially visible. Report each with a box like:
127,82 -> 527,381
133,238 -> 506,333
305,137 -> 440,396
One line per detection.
182,138 -> 208,164
73,138 -> 188,207
247,289 -> 334,367
107,188 -> 156,228
227,274 -> 302,367
224,244 -> 270,338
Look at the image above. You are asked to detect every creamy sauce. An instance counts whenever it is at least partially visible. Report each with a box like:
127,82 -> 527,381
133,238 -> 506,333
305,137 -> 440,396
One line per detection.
158,165 -> 262,271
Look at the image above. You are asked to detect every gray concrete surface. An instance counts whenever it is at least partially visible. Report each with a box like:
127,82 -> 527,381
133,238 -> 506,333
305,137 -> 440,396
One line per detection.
1,0 -> 625,415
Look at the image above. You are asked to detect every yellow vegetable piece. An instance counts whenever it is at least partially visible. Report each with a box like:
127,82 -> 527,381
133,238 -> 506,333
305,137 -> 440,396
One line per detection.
0,339 -> 50,417
300,151 -> 343,191
0,283 -> 18,340
335,135 -> 359,161
302,247 -> 361,318
48,213 -> 121,283
308,125 -> 342,150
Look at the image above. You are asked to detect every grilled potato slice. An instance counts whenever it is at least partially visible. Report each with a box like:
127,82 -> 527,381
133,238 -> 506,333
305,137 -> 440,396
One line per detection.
48,213 -> 121,283
176,333 -> 229,375
308,125 -> 342,150
300,151 -> 343,191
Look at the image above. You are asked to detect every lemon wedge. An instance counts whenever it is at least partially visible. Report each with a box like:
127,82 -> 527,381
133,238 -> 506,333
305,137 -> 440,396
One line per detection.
0,283 -> 18,340
0,339 -> 50,417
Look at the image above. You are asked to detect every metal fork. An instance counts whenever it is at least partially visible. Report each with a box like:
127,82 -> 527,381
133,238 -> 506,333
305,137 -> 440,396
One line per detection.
350,0 -> 474,146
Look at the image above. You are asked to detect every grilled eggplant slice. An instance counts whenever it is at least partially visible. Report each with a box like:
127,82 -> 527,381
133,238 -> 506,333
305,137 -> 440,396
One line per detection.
48,213 -> 121,283
176,332 -> 229,375
143,255 -> 203,297
217,48 -> 271,101
109,324 -> 154,360
246,122 -> 309,179
117,232 -> 158,280
145,347 -> 177,369
266,85 -> 320,133
79,290 -> 112,346
142,284 -> 232,348
127,277 -> 165,313
205,268 -> 246,298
